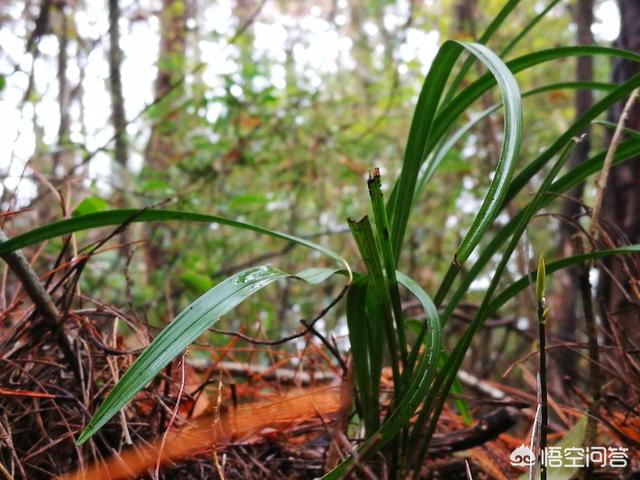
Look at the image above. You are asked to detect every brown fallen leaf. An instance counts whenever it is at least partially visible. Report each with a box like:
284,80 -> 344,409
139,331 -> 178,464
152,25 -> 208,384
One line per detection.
60,385 -> 341,480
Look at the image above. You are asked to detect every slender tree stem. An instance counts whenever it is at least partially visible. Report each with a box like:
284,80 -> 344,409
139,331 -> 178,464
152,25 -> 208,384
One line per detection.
538,303 -> 548,480
536,256 -> 548,480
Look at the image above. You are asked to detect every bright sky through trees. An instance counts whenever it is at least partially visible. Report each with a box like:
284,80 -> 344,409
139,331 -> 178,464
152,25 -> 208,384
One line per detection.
0,0 -> 620,205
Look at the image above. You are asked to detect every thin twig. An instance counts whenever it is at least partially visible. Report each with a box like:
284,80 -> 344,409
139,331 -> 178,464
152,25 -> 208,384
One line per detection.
300,319 -> 348,374
0,230 -> 60,325
211,374 -> 226,480
581,88 -> 639,460
578,248 -> 601,463
187,359 -> 336,385
209,284 -> 349,346
536,256 -> 548,480
590,88 -> 639,237
0,229 -> 82,382
107,317 -> 133,446
155,351 -> 187,478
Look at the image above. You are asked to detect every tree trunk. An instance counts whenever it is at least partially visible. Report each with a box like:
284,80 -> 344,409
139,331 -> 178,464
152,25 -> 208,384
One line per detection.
598,0 -> 640,327
551,0 -> 594,382
144,0 -> 187,278
108,0 -> 128,169
144,0 -> 187,170
108,0 -> 131,255
51,2 -> 71,178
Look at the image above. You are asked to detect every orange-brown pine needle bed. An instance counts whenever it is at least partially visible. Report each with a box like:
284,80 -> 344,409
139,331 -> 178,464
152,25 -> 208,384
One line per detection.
60,386 -> 342,480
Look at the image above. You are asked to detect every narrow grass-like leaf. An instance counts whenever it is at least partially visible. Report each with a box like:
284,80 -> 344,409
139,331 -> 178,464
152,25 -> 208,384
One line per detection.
505,71 -> 640,204
489,245 -> 640,315
322,271 -> 441,480
387,41 -> 464,261
0,209 -> 349,271
418,141 -> 576,456
347,216 -> 401,392
418,52 -> 640,308
438,138 -> 640,325
443,0 -> 520,103
389,41 -> 522,268
450,42 -> 521,266
368,172 -> 408,370
499,0 -> 562,57
77,265 -> 343,444
346,276 -> 381,435
415,81 -> 615,200
425,49 -> 640,192
550,138 -> 640,196
594,119 -> 640,140
414,42 -> 524,307
434,47 -> 640,149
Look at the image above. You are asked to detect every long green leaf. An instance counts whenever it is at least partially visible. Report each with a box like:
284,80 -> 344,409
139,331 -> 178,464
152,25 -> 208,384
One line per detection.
0,209 -> 349,271
368,173 -> 408,370
443,0 -> 520,103
434,76 -> 640,308
594,119 -> 640,140
434,47 -> 640,151
451,42 -> 521,266
489,246 -> 640,314
415,47 -> 640,212
346,276 -> 381,435
388,40 -> 463,261
499,0 -> 562,57
389,41 -> 522,268
77,265 -> 343,444
419,141 -> 576,456
404,48 -> 640,307
506,71 -> 640,204
415,81 -> 615,200
322,271 -> 441,479
348,216 -> 402,393
438,137 -> 640,325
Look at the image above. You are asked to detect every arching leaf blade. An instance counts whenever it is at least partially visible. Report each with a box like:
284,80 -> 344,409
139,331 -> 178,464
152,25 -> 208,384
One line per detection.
415,81 -> 615,200
489,246 -> 640,314
389,41 -> 522,270
321,271 -> 442,479
76,266 -> 344,445
0,208 -> 349,270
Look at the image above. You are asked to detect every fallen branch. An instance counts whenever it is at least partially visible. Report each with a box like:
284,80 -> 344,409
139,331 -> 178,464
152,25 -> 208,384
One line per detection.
426,407 -> 521,455
0,229 -> 60,326
208,284 -> 349,348
60,386 -> 341,480
0,230 -> 80,380
188,359 -> 336,386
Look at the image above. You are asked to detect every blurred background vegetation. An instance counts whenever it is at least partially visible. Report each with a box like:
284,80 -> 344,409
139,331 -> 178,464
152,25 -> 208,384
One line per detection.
0,0 -> 629,368
5,1 -> 640,478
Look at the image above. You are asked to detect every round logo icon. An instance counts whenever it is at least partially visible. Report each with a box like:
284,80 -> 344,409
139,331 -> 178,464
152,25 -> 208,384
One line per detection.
510,444 -> 536,467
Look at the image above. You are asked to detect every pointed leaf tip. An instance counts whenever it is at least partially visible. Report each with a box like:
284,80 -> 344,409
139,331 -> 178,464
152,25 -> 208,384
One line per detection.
536,255 -> 546,303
